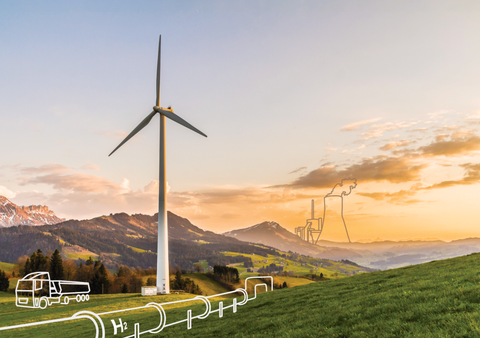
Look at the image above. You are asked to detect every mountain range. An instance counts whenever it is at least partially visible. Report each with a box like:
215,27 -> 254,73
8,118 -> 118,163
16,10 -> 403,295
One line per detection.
223,221 -> 360,260
0,198 -> 280,270
224,221 -> 480,270
0,196 -> 64,227
2,196 -> 480,271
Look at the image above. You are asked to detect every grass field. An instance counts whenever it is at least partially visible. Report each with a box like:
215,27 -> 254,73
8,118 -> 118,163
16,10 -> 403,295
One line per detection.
163,252 -> 480,337
4,253 -> 480,336
0,262 -> 14,272
183,274 -> 232,298
62,246 -> 99,260
195,260 -> 209,271
222,251 -> 360,278
0,292 -> 200,337
8,278 -> 19,290
127,245 -> 149,253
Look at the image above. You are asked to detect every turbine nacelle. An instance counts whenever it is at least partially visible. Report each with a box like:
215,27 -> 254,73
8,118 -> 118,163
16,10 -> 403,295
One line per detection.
153,106 -> 174,114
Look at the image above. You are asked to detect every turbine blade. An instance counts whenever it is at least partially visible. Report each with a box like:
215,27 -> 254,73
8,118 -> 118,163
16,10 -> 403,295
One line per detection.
156,35 -> 161,107
160,109 -> 207,138
108,111 -> 158,156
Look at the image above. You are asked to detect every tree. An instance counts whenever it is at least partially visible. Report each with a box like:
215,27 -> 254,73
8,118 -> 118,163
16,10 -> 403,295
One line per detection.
172,270 -> 184,290
282,281 -> 287,288
129,275 -> 144,293
63,260 -> 78,280
121,283 -> 129,293
146,277 -> 156,286
15,255 -> 29,277
117,266 -> 125,278
49,249 -> 64,280
320,272 -> 324,279
194,263 -> 203,273
0,270 -> 9,292
24,258 -> 32,276
91,263 -> 110,294
30,249 -> 48,272
86,257 -> 94,266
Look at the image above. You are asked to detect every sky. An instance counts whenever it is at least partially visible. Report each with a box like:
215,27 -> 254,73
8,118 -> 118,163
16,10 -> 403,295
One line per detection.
1,1 -> 480,241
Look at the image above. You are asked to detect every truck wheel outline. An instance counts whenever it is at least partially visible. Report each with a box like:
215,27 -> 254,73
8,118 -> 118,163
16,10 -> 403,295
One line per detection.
86,294 -> 89,301
63,296 -> 70,305
39,297 -> 48,310
76,295 -> 81,302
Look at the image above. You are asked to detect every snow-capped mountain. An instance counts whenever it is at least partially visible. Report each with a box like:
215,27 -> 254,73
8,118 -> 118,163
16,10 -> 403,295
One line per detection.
0,196 -> 65,227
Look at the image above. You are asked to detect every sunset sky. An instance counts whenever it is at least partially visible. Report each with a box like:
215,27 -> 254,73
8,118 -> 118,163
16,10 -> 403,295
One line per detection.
1,1 -> 480,241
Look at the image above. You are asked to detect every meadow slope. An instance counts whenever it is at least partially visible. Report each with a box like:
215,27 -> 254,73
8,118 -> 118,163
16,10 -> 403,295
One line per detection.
165,252 -> 480,337
2,253 -> 480,337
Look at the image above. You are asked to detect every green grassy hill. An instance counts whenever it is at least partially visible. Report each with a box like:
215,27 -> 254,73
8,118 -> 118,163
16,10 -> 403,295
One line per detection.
165,252 -> 480,337
3,253 -> 480,337
0,262 -> 14,272
224,250 -> 367,279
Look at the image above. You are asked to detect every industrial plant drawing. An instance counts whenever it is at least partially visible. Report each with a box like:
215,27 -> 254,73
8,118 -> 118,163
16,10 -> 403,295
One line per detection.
295,178 -> 357,244
15,271 -> 90,309
1,276 -> 272,336
109,35 -> 207,294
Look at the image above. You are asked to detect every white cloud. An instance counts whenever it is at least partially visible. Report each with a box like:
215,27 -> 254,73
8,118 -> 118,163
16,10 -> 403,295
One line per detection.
81,163 -> 101,171
339,117 -> 382,132
428,110 -> 451,119
466,111 -> 480,120
0,186 -> 15,199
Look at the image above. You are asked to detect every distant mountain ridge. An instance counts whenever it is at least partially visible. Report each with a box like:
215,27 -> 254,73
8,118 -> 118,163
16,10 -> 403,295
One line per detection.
4,196 -> 478,271
0,196 -> 65,227
224,221 -> 480,269
315,238 -> 480,269
0,210 -> 278,270
223,221 -> 361,260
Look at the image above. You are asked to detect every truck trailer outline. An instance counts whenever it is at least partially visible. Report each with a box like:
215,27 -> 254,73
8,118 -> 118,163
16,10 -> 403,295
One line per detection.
16,271 -> 90,309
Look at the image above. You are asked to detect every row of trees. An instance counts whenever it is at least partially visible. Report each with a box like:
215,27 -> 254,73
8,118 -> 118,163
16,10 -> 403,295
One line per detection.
171,270 -> 202,295
212,265 -> 240,284
12,249 -> 207,295
22,249 -> 65,280
258,263 -> 283,274
243,260 -> 254,268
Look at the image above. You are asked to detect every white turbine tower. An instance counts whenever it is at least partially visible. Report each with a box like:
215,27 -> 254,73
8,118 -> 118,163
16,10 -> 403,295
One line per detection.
109,35 -> 207,294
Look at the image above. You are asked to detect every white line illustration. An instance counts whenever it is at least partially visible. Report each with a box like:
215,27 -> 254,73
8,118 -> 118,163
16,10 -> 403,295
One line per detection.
0,276 -> 273,337
295,178 -> 357,244
15,271 -> 90,309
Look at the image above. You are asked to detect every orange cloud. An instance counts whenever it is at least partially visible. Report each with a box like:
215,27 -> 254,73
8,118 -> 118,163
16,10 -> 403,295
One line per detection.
20,163 -> 71,175
358,185 -> 422,205
420,163 -> 480,190
289,167 -> 307,174
419,135 -> 480,157
380,140 -> 412,151
339,118 -> 382,132
282,156 -> 426,189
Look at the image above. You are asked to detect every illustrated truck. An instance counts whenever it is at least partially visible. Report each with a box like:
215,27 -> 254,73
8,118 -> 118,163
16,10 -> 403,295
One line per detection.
16,272 -> 90,309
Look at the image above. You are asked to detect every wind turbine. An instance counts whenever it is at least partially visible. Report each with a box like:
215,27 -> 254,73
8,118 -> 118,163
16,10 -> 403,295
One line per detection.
109,35 -> 207,294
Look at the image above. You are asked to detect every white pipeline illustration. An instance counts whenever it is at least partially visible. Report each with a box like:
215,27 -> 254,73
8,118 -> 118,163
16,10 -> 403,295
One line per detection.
2,276 -> 272,337
295,178 -> 357,244
15,271 -> 90,309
